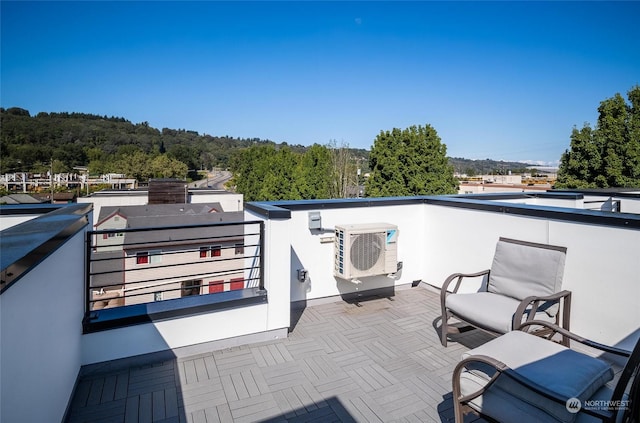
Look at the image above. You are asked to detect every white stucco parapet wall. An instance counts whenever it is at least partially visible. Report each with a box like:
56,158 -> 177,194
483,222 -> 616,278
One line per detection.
246,193 -> 640,348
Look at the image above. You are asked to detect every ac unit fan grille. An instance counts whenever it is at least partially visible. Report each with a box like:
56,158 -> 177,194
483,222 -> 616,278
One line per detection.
350,232 -> 383,271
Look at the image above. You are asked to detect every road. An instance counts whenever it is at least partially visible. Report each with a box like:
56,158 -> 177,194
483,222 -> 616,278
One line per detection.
189,171 -> 233,189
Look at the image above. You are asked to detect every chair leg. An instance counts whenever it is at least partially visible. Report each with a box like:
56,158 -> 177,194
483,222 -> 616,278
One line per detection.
453,400 -> 465,423
452,366 -> 465,423
441,311 -> 449,347
561,294 -> 572,347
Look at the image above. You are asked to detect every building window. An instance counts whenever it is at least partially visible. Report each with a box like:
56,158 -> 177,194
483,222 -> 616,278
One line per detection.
149,250 -> 162,264
235,244 -> 244,255
108,233 -> 116,238
200,246 -> 221,258
136,252 -> 149,265
181,280 -> 201,297
154,292 -> 163,301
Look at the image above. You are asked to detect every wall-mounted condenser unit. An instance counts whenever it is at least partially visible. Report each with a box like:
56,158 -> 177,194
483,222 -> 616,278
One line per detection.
334,223 -> 399,280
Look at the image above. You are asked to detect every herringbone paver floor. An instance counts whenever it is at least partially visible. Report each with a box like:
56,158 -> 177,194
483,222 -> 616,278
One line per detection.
66,286 -> 493,422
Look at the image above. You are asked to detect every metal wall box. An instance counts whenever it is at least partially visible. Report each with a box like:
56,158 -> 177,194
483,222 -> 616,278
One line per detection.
308,212 -> 321,230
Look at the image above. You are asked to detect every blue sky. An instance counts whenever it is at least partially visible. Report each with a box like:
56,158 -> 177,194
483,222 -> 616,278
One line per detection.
2,1 -> 639,165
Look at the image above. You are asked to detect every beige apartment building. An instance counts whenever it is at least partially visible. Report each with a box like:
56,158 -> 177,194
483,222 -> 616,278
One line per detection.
91,203 -> 247,309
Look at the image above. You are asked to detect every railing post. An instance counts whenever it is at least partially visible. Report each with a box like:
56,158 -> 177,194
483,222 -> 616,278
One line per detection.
259,220 -> 265,291
85,230 -> 92,315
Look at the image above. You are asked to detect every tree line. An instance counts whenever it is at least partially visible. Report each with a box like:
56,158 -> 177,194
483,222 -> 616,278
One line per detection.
228,142 -> 361,201
2,85 -> 637,200
0,107 -> 308,179
228,125 -> 458,200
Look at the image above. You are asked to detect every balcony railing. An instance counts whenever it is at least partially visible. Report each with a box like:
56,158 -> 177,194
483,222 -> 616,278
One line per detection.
83,220 -> 266,332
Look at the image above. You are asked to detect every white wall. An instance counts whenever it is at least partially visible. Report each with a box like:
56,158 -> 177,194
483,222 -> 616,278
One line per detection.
82,304 -> 271,364
549,221 -> 640,348
423,205 -> 551,291
497,196 -> 584,209
0,214 -> 40,231
189,192 -> 243,212
260,216 -> 292,331
282,204 -> 426,303
0,229 -> 86,423
423,203 -> 640,346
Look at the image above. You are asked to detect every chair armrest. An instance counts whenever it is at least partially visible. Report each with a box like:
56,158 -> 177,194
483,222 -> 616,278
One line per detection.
514,290 -> 572,327
453,354 -> 508,405
453,353 -> 616,422
441,269 -> 491,295
518,320 -> 631,358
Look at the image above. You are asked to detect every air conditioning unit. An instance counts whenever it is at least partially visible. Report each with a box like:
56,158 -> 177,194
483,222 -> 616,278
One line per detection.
334,223 -> 399,280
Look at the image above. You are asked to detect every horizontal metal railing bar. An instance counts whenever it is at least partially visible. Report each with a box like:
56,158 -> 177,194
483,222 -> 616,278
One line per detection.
108,271 -> 260,294
89,264 -> 260,290
90,220 -> 262,235
89,272 -> 262,295
90,233 -> 259,250
93,236 -> 247,251
91,242 -> 260,257
90,287 -> 257,308
89,254 -> 259,277
88,243 -> 260,264
89,278 -> 262,304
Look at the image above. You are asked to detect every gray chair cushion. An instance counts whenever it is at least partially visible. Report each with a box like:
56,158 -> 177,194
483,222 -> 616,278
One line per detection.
446,292 -> 555,334
460,331 -> 614,423
487,238 -> 566,301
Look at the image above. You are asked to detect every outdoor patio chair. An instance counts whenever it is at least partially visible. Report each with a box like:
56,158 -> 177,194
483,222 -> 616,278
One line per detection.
440,237 -> 571,347
452,320 -> 640,423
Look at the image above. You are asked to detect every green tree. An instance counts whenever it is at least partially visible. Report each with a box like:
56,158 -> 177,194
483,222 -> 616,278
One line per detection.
86,147 -> 109,175
114,150 -> 151,181
557,86 -> 640,188
259,147 -> 299,200
556,125 -> 601,188
295,144 -> 333,199
228,145 -> 277,201
365,124 -> 458,197
229,144 -> 338,201
167,144 -> 198,170
149,154 -> 189,179
328,140 -> 359,198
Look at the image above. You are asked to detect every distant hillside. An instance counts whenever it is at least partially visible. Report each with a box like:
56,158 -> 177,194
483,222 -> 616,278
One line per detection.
0,107 -> 305,175
449,157 -> 538,176
1,107 -> 530,176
